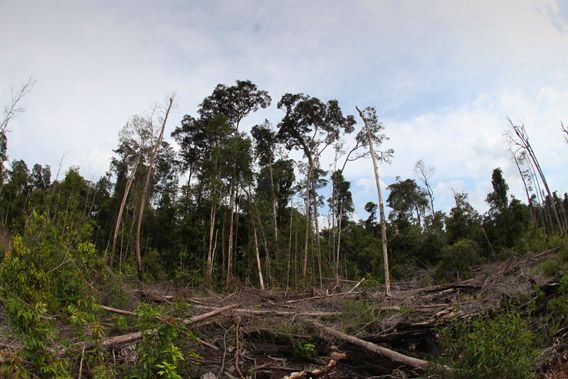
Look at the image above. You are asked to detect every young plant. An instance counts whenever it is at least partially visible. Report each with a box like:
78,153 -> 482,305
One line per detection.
436,308 -> 539,378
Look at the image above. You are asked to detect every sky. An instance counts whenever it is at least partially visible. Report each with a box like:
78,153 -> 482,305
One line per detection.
1,0 -> 568,220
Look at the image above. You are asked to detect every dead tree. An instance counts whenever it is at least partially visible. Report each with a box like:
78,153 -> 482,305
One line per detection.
356,106 -> 392,296
414,159 -> 436,215
1,77 -> 36,189
108,155 -> 140,268
506,118 -> 565,234
135,95 -> 175,282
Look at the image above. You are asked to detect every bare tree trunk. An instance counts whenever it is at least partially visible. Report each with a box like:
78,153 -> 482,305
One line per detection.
206,200 -> 217,287
252,221 -> 264,290
268,159 -> 280,261
226,173 -> 237,284
311,175 -> 323,289
508,119 -> 564,233
512,153 -> 535,224
335,204 -> 343,282
286,204 -> 293,291
357,106 -> 391,296
135,96 -> 174,282
302,162 -> 314,283
109,155 -> 140,268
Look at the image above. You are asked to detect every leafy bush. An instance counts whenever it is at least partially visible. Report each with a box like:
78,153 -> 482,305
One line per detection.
436,239 -> 482,281
133,303 -> 200,378
0,213 -> 98,311
5,299 -> 71,378
436,309 -> 539,378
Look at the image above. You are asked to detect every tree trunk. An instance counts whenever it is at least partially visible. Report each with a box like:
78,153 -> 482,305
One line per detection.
135,96 -> 174,282
251,214 -> 264,290
226,170 -> 237,285
335,203 -> 343,282
302,162 -> 314,283
268,158 -> 280,260
109,155 -> 140,268
357,106 -> 391,296
512,153 -> 535,224
311,173 -> 323,289
205,200 -> 217,287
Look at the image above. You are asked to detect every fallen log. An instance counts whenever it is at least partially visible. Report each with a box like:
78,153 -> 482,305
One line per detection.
191,304 -> 338,318
310,321 -> 449,373
285,291 -> 362,304
100,305 -> 137,316
100,303 -> 239,325
82,303 -> 239,350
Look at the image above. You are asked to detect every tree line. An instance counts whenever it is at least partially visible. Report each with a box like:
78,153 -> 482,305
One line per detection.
1,79 -> 567,290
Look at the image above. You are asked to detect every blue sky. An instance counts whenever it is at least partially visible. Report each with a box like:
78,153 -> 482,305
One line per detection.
1,0 -> 568,219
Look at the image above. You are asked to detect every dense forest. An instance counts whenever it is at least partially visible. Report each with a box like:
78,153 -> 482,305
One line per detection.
1,79 -> 568,378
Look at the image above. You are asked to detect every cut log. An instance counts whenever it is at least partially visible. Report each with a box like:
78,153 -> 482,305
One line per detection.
310,321 -> 449,372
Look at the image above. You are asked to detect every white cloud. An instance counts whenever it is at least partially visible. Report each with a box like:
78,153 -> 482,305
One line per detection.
1,0 -> 568,219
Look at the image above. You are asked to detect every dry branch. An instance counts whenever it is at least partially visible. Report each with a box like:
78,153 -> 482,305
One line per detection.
347,277 -> 365,293
286,359 -> 339,378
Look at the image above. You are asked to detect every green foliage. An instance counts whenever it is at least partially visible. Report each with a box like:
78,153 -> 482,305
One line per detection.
5,298 -> 71,378
0,213 -> 96,311
340,299 -> 383,332
67,296 -> 118,378
294,342 -> 316,360
134,303 -> 200,379
0,352 -> 29,379
533,244 -> 568,277
546,272 -> 568,336
0,234 -> 45,303
436,239 -> 482,281
436,309 -> 539,378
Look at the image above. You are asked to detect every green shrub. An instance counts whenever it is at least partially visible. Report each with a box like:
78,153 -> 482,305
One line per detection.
436,309 -> 539,378
0,213 -> 98,312
5,299 -> 71,378
436,239 -> 482,281
133,303 -> 200,378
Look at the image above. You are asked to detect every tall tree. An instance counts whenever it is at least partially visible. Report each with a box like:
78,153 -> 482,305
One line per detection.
387,177 -> 428,227
329,170 -> 353,281
251,120 -> 281,259
277,93 -> 355,283
356,106 -> 393,296
108,113 -> 157,270
198,80 -> 270,285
